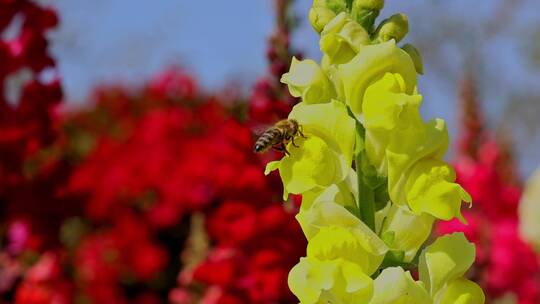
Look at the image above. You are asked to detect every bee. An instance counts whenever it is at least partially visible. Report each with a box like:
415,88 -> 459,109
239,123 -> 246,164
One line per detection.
253,119 -> 306,155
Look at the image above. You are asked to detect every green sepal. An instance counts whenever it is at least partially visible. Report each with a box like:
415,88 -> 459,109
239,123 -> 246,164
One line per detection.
350,0 -> 384,32
354,119 -> 365,155
345,204 -> 363,220
360,154 -> 386,189
381,230 -> 395,246
379,250 -> 416,270
373,181 -> 390,211
352,9 -> 379,33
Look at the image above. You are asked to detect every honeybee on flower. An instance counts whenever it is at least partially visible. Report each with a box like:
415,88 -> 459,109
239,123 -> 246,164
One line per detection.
253,119 -> 306,155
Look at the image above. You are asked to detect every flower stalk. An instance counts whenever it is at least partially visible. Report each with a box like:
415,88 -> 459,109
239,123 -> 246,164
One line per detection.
355,123 -> 376,231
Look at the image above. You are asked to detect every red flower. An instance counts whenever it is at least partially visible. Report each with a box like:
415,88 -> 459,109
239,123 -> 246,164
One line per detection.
207,201 -> 258,246
128,242 -> 168,280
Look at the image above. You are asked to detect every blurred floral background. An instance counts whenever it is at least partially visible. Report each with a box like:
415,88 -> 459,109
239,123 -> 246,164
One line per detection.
1,0 -> 540,303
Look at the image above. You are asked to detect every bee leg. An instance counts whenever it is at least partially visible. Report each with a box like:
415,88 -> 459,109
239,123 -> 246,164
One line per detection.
283,145 -> 290,155
273,144 -> 285,154
291,137 -> 299,148
299,126 -> 307,138
274,143 -> 290,155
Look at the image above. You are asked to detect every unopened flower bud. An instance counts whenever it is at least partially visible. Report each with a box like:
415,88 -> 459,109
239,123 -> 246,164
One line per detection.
401,43 -> 424,75
350,0 -> 385,32
320,13 -> 370,65
373,13 -> 409,43
309,7 -> 336,33
313,0 -> 348,13
352,0 -> 384,10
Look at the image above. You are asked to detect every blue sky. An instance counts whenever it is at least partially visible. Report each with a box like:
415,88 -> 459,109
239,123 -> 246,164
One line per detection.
46,0 -> 540,177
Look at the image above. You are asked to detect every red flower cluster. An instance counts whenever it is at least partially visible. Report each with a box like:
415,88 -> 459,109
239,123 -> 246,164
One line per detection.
56,68 -> 304,303
1,9 -> 305,299
1,1 -> 306,302
436,77 -> 540,303
0,0 -> 61,186
14,252 -> 72,304
0,2 -> 72,302
175,199 -> 305,303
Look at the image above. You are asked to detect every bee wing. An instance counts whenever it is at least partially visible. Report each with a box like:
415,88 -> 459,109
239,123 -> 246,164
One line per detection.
251,124 -> 273,137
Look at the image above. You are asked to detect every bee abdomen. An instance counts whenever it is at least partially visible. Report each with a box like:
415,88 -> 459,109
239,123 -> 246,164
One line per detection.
254,128 -> 281,153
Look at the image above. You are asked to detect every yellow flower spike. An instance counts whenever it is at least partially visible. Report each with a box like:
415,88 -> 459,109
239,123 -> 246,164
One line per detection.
280,57 -> 335,104
370,267 -> 431,304
338,40 -> 417,119
320,13 -> 370,65
362,72 -> 423,172
373,13 -> 409,43
261,1 -> 486,302
288,257 -> 373,304
264,101 -> 355,199
381,204 -> 435,262
386,118 -> 449,206
419,233 -> 476,297
405,159 -> 472,221
296,201 -> 388,275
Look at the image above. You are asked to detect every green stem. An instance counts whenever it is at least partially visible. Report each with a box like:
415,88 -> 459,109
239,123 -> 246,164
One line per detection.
352,117 -> 377,231
356,151 -> 376,231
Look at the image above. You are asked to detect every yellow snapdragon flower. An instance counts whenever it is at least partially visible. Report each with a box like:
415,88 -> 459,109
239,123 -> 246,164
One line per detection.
288,257 -> 373,304
338,40 -> 417,119
380,204 -> 434,262
369,233 -> 484,304
419,233 -> 480,298
291,201 -> 388,303
297,201 -> 388,273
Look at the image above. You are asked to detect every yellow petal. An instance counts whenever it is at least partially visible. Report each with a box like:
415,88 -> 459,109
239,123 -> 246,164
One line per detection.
437,278 -> 485,304
289,257 -> 374,304
386,118 -> 449,206
419,233 -> 476,296
296,201 -> 388,275
338,40 -> 417,119
370,267 -> 431,304
381,204 -> 435,262
280,57 -> 335,104
405,159 -> 471,221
